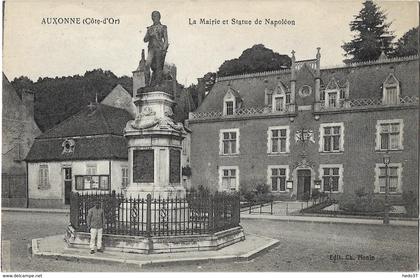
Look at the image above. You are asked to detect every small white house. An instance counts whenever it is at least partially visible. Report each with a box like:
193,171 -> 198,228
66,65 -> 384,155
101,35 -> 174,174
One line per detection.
25,103 -> 133,208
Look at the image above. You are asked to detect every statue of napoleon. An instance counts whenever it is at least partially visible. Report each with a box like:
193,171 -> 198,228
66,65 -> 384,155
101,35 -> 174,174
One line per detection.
143,11 -> 169,88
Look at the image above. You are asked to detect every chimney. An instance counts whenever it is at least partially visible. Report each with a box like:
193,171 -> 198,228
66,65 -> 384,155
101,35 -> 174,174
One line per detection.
290,50 -> 296,104
315,47 -> 321,102
197,78 -> 206,107
21,89 -> 35,119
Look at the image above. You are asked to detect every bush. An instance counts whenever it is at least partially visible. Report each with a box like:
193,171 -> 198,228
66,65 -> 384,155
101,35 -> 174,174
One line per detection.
312,189 -> 320,201
403,191 -> 418,217
339,192 -> 385,213
240,183 -> 273,203
302,192 -> 311,202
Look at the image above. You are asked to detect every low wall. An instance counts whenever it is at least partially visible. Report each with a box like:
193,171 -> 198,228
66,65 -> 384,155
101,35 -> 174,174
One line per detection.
28,199 -> 67,209
1,198 -> 27,208
65,225 -> 245,254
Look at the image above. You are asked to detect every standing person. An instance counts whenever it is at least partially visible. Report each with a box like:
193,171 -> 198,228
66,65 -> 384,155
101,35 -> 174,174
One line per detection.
87,200 -> 105,254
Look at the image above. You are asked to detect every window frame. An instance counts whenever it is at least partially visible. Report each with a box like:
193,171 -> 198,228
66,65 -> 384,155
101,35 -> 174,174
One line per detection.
219,166 -> 239,192
382,73 -> 400,105
38,164 -> 50,190
121,166 -> 129,188
375,119 -> 404,151
86,164 -> 97,175
267,165 -> 289,192
219,128 -> 240,156
223,91 -> 237,116
374,163 -> 402,194
324,89 -> 340,108
267,126 -> 290,154
319,122 -> 345,153
75,175 -> 110,191
319,164 -> 343,193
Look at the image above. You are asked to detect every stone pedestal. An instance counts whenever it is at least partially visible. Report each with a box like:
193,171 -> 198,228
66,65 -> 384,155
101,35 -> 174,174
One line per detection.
124,90 -> 188,199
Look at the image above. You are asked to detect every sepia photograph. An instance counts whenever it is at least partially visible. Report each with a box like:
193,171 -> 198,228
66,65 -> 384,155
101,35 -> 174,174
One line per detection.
1,0 -> 419,276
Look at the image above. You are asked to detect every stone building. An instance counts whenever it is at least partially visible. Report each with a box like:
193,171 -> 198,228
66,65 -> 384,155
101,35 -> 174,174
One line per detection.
2,73 -> 41,207
188,50 -> 418,200
25,103 -> 133,208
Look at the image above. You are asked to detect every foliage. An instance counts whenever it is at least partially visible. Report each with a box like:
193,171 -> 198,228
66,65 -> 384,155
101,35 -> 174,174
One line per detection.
339,191 -> 385,213
392,27 -> 419,57
217,44 -> 291,77
11,69 -> 132,132
240,182 -> 273,203
342,0 -> 394,63
302,192 -> 311,202
311,189 -> 321,201
354,187 -> 368,198
402,190 -> 418,217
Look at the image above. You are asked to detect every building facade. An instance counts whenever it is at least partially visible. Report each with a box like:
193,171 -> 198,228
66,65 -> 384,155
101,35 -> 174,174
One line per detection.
2,74 -> 41,207
188,50 -> 418,200
25,103 -> 133,208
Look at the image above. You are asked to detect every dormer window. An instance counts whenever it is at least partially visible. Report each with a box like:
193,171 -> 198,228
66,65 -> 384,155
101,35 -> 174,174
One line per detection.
273,95 -> 285,112
272,82 -> 288,112
325,90 -> 339,108
223,87 -> 241,116
225,101 -> 234,115
382,73 -> 400,105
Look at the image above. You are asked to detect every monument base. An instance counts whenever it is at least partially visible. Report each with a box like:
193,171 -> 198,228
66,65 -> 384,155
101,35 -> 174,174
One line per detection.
124,185 -> 186,199
65,225 -> 245,254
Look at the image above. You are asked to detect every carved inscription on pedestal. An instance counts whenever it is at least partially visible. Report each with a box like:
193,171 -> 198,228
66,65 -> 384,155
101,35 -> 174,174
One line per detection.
169,149 -> 181,183
133,149 -> 154,183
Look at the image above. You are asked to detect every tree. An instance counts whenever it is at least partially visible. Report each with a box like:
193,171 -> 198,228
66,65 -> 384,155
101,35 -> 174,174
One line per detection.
342,0 -> 394,64
392,27 -> 419,57
217,44 -> 291,77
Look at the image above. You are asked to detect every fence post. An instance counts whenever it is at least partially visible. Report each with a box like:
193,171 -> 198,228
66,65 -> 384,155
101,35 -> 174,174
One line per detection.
70,192 -> 80,229
271,200 -> 273,215
146,194 -> 152,238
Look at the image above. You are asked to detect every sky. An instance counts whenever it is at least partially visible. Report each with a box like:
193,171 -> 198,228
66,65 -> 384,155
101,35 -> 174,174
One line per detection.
3,0 -> 419,86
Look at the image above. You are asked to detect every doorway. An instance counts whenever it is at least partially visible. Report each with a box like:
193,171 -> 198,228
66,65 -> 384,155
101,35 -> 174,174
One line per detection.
297,169 -> 311,200
63,167 -> 72,205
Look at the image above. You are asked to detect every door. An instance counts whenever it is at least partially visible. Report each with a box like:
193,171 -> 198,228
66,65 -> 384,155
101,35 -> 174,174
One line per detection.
297,169 -> 311,200
64,168 -> 72,205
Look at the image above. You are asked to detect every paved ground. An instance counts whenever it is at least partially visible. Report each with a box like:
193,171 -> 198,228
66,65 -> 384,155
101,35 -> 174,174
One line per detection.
1,211 -> 418,272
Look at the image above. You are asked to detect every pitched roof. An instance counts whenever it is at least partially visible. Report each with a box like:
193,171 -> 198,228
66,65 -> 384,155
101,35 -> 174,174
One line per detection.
25,135 -> 128,162
196,56 -> 419,112
38,103 -> 133,139
26,103 -> 133,162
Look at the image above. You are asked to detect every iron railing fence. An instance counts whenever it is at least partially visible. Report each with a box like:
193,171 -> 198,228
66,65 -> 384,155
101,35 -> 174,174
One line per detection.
70,191 -> 241,237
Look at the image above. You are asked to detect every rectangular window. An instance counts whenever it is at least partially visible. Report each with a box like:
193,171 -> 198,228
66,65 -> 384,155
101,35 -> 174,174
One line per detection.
271,129 -> 287,153
225,101 -> 234,115
220,168 -> 238,191
380,122 -> 401,150
378,166 -> 399,193
322,167 -> 340,192
274,96 -> 284,111
327,92 -> 337,107
320,90 -> 325,101
323,126 -> 341,152
38,165 -> 49,189
86,165 -> 97,175
265,91 -> 273,106
285,92 -> 291,104
75,175 -> 110,190
122,167 -> 129,188
221,130 -> 238,155
339,89 -> 346,99
270,168 -> 287,192
384,86 -> 398,105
